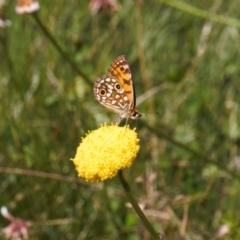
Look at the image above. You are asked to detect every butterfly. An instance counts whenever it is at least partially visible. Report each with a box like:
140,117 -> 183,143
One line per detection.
15,0 -> 40,14
94,56 -> 142,122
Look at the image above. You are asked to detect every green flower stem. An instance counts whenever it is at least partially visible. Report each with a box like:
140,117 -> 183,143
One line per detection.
118,170 -> 163,240
31,12 -> 92,86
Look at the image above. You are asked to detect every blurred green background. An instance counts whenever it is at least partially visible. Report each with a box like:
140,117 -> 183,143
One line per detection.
1,0 -> 240,239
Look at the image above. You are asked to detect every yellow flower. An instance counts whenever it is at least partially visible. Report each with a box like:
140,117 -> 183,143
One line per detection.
71,124 -> 140,182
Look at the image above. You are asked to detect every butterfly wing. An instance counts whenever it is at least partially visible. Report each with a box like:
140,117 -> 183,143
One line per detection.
93,56 -> 141,120
93,74 -> 130,114
107,55 -> 136,110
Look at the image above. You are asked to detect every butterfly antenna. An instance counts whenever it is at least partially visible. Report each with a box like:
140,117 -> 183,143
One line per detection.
141,111 -> 160,117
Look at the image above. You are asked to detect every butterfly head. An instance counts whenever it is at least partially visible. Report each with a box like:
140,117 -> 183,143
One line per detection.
129,109 -> 142,119
115,108 -> 141,121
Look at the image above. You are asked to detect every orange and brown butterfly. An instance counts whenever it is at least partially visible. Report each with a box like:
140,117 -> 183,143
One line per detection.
15,0 -> 40,14
93,55 -> 141,122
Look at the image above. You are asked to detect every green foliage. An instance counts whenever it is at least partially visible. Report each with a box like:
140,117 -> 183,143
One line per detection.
1,0 -> 240,239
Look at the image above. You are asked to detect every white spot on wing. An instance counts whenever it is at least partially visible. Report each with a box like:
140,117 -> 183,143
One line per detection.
107,85 -> 114,90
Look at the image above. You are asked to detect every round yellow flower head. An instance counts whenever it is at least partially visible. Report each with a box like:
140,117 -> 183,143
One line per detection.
71,124 -> 140,182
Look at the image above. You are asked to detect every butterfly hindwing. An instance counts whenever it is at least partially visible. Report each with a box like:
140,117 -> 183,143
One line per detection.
93,74 -> 130,114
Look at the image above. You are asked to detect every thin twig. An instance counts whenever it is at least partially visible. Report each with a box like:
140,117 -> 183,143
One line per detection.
32,12 -> 92,86
0,167 -> 86,184
142,121 -> 240,180
158,0 -> 240,28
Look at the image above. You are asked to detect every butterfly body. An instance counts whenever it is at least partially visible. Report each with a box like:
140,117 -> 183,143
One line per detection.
94,56 -> 141,121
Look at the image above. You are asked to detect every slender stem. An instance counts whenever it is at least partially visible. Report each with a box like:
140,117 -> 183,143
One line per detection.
118,170 -> 163,240
158,0 -> 240,28
31,12 -> 92,86
0,167 -> 85,184
142,121 -> 240,180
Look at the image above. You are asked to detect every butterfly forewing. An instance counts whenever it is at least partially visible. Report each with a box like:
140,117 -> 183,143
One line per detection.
107,56 -> 135,109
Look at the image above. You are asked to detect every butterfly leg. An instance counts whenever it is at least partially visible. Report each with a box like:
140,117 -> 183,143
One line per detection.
112,115 -> 122,125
